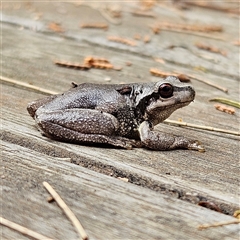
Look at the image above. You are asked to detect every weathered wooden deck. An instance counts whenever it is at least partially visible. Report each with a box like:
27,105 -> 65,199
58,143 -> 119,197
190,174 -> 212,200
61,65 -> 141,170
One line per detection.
1,1 -> 240,239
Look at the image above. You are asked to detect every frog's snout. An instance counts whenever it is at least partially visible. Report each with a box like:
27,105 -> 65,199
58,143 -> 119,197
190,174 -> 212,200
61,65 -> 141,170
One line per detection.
187,86 -> 195,100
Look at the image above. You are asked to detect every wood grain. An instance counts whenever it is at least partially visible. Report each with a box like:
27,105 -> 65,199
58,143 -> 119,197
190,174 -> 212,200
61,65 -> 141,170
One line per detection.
1,1 -> 240,239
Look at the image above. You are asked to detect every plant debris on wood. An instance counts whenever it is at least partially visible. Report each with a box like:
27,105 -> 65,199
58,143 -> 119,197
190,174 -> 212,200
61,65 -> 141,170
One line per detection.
209,98 -> 240,108
214,104 -> 235,115
54,60 -> 91,70
198,219 -> 240,230
151,22 -> 223,34
150,68 -> 191,82
0,217 -> 53,240
48,22 -> 65,33
185,1 -> 240,14
80,23 -> 108,30
54,56 -> 122,71
43,181 -> 88,240
195,42 -> 227,56
108,36 -> 137,46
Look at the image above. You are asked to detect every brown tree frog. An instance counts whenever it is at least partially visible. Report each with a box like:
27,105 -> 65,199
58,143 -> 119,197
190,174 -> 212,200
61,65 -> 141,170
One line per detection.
27,76 -> 204,151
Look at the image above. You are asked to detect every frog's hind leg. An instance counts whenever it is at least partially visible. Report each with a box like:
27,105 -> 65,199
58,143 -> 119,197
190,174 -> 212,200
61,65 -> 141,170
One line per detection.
35,108 -> 140,149
39,123 -> 135,149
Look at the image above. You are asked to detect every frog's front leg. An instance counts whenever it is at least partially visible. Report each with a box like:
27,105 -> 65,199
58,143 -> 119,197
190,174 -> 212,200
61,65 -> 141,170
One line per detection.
35,108 -> 141,149
138,121 -> 205,152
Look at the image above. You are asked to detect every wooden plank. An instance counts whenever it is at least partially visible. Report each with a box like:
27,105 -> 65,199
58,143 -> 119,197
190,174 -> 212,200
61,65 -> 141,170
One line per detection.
1,11 -> 239,132
1,84 -> 239,213
1,27 -> 239,136
1,2 -> 240,239
2,141 -> 240,240
2,2 -> 239,81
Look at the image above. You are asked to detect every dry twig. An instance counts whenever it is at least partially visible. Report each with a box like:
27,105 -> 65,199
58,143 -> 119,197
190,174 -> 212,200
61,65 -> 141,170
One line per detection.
195,42 -> 227,56
131,9 -> 156,18
55,56 -> 120,71
84,56 -> 114,69
187,74 -> 228,93
108,36 -> 137,46
0,75 -> 57,95
91,62 -> 114,69
150,68 -> 190,82
54,60 -> 91,70
155,22 -> 223,33
150,23 -> 225,40
84,56 -> 110,64
214,104 -> 235,115
80,23 -> 108,30
209,98 -> 240,108
0,216 -> 53,240
164,119 -> 240,136
233,210 -> 240,219
185,2 -> 240,14
43,181 -> 88,240
198,219 -> 240,230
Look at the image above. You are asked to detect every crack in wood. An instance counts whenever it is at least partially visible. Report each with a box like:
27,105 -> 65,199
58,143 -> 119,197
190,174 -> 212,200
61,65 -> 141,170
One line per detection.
1,130 -> 236,216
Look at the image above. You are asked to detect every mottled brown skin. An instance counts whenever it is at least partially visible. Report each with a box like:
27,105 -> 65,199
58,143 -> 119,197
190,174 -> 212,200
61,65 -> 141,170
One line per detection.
27,76 -> 204,151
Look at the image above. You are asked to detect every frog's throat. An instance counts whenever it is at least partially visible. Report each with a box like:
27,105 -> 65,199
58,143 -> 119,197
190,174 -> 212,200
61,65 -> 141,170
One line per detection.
145,100 -> 192,125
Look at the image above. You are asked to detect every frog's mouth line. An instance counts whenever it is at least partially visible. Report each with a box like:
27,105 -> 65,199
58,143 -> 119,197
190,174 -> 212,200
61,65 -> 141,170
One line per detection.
149,100 -> 192,110
175,100 -> 193,107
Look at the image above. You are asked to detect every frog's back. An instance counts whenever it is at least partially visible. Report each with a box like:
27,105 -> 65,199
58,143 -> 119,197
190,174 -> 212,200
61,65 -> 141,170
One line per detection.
37,82 -> 129,114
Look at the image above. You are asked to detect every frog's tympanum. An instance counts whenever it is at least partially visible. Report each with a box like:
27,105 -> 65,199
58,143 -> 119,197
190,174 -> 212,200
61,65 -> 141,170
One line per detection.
27,76 -> 204,151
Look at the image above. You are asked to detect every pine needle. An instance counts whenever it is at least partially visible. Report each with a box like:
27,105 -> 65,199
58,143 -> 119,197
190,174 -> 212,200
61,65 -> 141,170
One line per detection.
0,216 -> 53,240
43,181 -> 88,240
198,219 -> 240,230
0,75 -> 57,95
164,120 -> 240,136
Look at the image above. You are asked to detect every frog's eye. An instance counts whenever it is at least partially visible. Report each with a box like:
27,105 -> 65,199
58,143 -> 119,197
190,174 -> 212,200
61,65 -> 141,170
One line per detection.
159,83 -> 173,98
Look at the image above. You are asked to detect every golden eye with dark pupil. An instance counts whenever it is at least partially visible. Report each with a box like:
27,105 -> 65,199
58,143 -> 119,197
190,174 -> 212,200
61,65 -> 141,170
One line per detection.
159,83 -> 173,98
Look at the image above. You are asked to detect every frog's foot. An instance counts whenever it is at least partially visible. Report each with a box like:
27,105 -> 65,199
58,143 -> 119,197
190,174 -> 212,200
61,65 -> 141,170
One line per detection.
187,140 -> 205,152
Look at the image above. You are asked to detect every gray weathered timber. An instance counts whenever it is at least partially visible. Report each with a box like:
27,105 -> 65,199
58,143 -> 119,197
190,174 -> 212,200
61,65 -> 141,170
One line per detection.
1,1 -> 240,239
2,84 -> 239,206
2,141 -> 240,240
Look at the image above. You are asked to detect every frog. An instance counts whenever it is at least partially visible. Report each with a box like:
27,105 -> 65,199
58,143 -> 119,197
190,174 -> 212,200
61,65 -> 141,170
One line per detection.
27,76 -> 205,151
